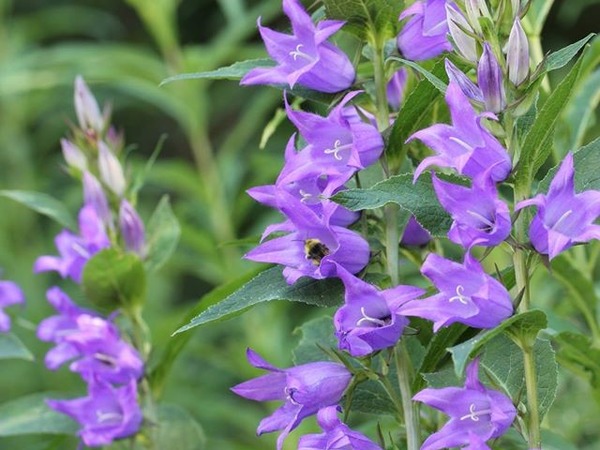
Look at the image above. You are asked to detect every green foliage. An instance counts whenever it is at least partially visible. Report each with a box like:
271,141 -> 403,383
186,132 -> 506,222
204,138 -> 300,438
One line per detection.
160,59 -> 276,85
322,0 -> 404,39
144,195 -> 181,273
0,393 -> 77,436
0,334 -> 34,361
0,191 -> 76,230
389,57 -> 447,93
555,332 -> 600,393
292,315 -> 337,365
544,34 -> 595,73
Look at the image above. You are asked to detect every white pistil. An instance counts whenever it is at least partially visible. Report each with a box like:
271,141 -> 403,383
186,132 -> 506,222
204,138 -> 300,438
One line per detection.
466,209 -> 495,229
94,352 -> 118,367
449,285 -> 470,305
449,136 -> 474,152
460,403 -> 493,421
96,410 -> 123,424
552,209 -> 573,230
289,44 -> 313,62
356,307 -> 387,327
299,189 -> 312,203
324,140 -> 352,161
72,242 -> 91,258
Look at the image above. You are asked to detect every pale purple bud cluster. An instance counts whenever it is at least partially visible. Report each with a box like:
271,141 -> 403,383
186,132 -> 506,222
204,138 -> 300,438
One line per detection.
98,141 -> 126,197
74,76 -> 106,136
446,3 -> 478,62
61,139 -> 88,172
478,43 -> 506,113
507,19 -> 529,86
0,278 -> 25,333
39,287 -> 143,447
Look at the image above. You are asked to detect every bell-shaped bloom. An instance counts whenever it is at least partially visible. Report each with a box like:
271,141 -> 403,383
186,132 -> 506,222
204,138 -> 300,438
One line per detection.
231,348 -> 352,450
400,216 -> 432,246
477,43 -> 505,113
413,358 -> 516,450
446,3 -> 478,62
47,378 -> 142,447
399,253 -> 513,331
397,0 -> 453,61
334,268 -> 424,357
119,200 -> 146,256
282,92 -> 383,189
516,152 -> 600,260
240,0 -> 354,93
0,280 -> 24,333
34,205 -> 111,283
298,406 -> 383,450
506,19 -> 529,86
432,175 -> 510,248
74,76 -> 106,135
445,60 -> 483,104
245,192 -> 369,284
387,68 -> 408,110
409,81 -> 511,183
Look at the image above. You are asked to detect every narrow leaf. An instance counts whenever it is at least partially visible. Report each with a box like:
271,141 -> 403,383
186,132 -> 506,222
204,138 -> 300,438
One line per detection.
0,190 -> 76,229
0,333 -> 34,361
545,33 -> 595,73
322,0 -> 404,38
174,266 -> 344,333
145,195 -> 181,272
160,59 -> 275,85
390,57 -> 447,93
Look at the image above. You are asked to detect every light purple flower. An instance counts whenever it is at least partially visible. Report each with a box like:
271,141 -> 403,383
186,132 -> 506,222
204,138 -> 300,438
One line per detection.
399,253 -> 513,331
119,200 -> 146,256
413,358 -> 516,450
410,81 -> 511,183
400,216 -> 431,246
477,43 -> 505,113
240,0 -> 355,93
432,175 -> 511,248
298,406 -> 383,450
245,191 -> 369,284
516,152 -> 600,259
397,0 -> 453,61
83,171 -> 111,225
47,378 -> 142,447
445,59 -> 483,103
334,268 -> 425,357
387,68 -> 408,110
0,280 -> 24,333
231,348 -> 352,450
34,205 -> 110,283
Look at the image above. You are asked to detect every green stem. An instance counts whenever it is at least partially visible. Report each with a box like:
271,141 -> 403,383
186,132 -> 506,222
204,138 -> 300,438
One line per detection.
385,204 -> 400,286
395,343 -> 420,450
522,344 -> 541,449
370,31 -> 390,132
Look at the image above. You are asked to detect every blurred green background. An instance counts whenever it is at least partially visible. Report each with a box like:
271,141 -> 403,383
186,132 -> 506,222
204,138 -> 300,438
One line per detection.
0,0 -> 599,448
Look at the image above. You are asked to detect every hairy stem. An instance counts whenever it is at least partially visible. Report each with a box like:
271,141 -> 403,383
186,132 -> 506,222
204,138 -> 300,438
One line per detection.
395,343 -> 420,450
522,343 -> 541,449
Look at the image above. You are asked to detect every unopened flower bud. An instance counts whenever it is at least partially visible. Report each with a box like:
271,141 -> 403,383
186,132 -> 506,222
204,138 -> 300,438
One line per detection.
507,19 -> 529,86
464,0 -> 491,35
74,76 -> 104,134
446,3 -> 478,62
98,141 -> 126,197
511,0 -> 521,18
386,68 -> 408,110
119,200 -> 145,256
61,139 -> 87,172
445,59 -> 483,103
83,171 -> 111,224
477,42 -> 506,113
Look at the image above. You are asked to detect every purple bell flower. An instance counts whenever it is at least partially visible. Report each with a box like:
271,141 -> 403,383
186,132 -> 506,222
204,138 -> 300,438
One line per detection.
34,205 -> 111,283
445,59 -> 484,104
334,268 -> 425,357
399,253 -> 513,331
516,152 -> 600,259
231,348 -> 352,450
432,174 -> 511,248
477,43 -> 506,113
47,378 -> 142,447
298,406 -> 383,450
119,200 -> 146,256
387,68 -> 408,110
413,358 -> 516,450
245,191 -> 369,284
240,0 -> 355,93
400,216 -> 432,247
397,0 -> 453,61
0,280 -> 24,333
410,81 -> 512,183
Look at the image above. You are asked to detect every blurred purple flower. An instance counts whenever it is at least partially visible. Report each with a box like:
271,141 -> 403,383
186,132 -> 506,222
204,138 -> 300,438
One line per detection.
400,216 -> 431,247
516,152 -> 600,259
231,348 -> 352,450
399,253 -> 513,331
413,358 -> 516,450
334,268 -> 424,357
477,43 -> 506,113
0,280 -> 24,333
240,0 -> 355,93
298,406 -> 383,450
74,76 -> 105,136
98,141 -> 126,197
61,139 -> 88,172
34,205 -> 110,283
432,175 -> 510,248
119,200 -> 146,256
387,68 -> 408,110
83,171 -> 111,225
47,378 -> 142,447
397,0 -> 453,61
410,81 -> 511,183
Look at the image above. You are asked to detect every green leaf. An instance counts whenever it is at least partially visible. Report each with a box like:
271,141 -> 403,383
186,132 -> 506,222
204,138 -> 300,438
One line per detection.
293,316 -> 337,365
526,0 -> 555,35
514,53 -> 584,189
160,59 -> 275,85
538,136 -> 600,192
0,333 -> 34,361
81,248 -> 146,311
174,266 -> 344,333
554,331 -> 600,388
331,173 -> 452,237
387,59 -> 446,160
0,190 -> 76,229
322,0 -> 403,38
544,33 -> 595,73
481,335 -> 558,418
0,393 -> 78,436
422,367 -> 461,388
562,68 -> 600,150
145,195 -> 181,272
389,57 -> 447,93
349,378 -> 397,415
449,310 -> 547,376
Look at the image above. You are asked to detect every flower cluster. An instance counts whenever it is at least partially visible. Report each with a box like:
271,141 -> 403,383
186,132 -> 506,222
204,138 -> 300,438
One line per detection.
34,77 -> 146,447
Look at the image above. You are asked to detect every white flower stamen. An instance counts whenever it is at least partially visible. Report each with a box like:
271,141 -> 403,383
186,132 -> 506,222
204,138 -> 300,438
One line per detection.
467,210 -> 495,229
356,307 -> 387,327
94,352 -> 118,367
289,44 -> 313,62
299,190 -> 312,203
449,285 -> 470,305
96,410 -> 123,424
460,403 -> 493,421
449,136 -> 474,153
324,139 -> 352,160
552,209 -> 573,230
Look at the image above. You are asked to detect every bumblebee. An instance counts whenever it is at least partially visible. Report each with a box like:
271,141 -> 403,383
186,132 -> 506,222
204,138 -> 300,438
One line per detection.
304,238 -> 330,265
